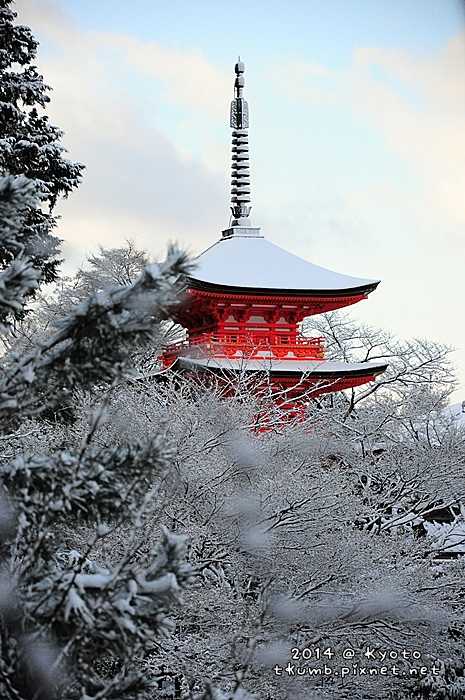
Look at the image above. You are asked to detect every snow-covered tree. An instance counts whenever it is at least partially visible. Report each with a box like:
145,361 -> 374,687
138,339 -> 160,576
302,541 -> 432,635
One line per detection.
304,311 -> 456,413
78,369 -> 463,700
4,240 -> 149,350
75,240 -> 149,294
0,176 -> 42,330
2,171 -> 463,699
0,0 -> 83,311
5,239 -> 183,370
0,174 -> 196,699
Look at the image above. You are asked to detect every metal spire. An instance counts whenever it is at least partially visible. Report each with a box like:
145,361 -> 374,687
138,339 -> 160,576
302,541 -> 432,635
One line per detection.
229,58 -> 252,226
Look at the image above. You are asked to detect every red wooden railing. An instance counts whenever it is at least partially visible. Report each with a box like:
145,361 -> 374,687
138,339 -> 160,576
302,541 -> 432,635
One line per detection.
161,332 -> 325,366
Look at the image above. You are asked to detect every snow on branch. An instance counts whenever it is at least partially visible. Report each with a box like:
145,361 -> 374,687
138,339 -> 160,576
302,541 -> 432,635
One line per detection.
0,245 -> 192,420
0,175 -> 42,328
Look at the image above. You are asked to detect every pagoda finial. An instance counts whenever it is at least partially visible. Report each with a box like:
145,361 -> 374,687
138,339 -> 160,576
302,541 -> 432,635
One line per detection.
229,58 -> 252,227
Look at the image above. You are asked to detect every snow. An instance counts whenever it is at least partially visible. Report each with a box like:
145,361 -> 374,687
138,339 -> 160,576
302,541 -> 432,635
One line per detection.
191,232 -> 379,291
424,519 -> 465,554
176,356 -> 387,375
443,401 -> 465,427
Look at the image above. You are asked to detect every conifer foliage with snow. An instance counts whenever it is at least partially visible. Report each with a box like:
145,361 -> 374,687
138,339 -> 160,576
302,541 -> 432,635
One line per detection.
0,171 -> 196,698
0,0 -> 84,313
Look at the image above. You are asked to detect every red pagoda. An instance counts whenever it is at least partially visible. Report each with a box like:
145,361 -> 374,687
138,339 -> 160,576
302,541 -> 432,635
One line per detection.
161,59 -> 387,402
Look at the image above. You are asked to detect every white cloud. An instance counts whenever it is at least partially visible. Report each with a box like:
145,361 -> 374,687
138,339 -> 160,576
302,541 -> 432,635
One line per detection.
14,0 -> 229,270
352,35 -> 465,230
273,36 -> 465,399
277,33 -> 465,232
98,33 -> 230,118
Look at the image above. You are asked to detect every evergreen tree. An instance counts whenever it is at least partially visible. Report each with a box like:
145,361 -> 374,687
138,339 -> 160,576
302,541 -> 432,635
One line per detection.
0,0 -> 83,304
0,174 -> 195,699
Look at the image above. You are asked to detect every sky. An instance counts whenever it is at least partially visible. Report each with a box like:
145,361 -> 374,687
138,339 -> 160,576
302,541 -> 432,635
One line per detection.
14,0 -> 465,401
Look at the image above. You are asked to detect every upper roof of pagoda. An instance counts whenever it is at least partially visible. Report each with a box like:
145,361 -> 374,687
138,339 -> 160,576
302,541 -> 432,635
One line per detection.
188,231 -> 379,296
185,59 -> 380,299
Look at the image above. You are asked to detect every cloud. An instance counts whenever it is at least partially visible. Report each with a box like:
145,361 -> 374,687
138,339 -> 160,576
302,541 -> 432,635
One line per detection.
272,36 -> 465,399
16,0 -> 229,119
14,0 -> 229,268
352,36 -> 465,229
276,32 -> 465,232
99,33 -> 230,118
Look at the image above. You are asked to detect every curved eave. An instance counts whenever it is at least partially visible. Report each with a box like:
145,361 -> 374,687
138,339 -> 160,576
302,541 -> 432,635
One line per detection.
187,276 -> 380,298
175,356 -> 388,379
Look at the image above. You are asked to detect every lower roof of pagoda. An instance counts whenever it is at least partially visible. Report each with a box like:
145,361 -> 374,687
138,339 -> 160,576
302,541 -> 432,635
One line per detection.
173,356 -> 388,378
188,233 -> 380,297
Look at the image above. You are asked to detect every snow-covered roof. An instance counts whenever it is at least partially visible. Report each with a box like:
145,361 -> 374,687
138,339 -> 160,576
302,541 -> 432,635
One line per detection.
189,230 -> 379,293
175,356 -> 387,376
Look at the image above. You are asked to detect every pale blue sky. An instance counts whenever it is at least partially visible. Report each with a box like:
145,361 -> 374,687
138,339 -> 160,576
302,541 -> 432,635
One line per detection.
16,0 -> 465,399
63,0 -> 463,55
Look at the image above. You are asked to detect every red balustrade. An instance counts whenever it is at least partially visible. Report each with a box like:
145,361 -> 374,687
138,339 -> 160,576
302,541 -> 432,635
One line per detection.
161,331 -> 325,366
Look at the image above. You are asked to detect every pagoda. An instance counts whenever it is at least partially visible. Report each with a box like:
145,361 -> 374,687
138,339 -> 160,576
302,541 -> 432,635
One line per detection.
161,59 -> 387,403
